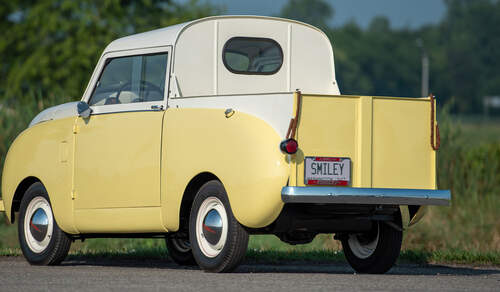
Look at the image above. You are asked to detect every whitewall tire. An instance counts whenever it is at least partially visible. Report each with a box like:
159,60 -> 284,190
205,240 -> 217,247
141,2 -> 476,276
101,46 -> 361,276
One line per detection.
341,213 -> 402,274
189,180 -> 248,273
18,182 -> 71,265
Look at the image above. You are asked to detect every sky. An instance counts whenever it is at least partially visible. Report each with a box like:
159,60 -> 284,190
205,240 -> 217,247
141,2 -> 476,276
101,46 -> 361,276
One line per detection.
192,0 -> 447,29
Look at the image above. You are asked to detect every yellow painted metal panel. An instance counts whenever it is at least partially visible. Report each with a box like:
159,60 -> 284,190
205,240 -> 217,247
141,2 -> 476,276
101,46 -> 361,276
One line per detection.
73,111 -> 164,210
296,95 -> 359,187
1,93 -> 438,235
161,108 -> 289,230
356,96 -> 373,187
74,207 -> 164,233
1,118 -> 78,233
295,94 -> 436,191
372,97 -> 435,189
0,200 -> 4,212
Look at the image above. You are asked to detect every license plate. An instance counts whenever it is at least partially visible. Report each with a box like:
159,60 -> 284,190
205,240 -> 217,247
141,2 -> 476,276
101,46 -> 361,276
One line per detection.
304,157 -> 351,186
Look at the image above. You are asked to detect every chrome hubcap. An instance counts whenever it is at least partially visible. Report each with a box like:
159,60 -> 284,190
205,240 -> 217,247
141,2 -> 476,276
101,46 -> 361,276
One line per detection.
23,196 -> 54,253
30,208 -> 49,241
196,196 -> 228,258
203,209 -> 223,245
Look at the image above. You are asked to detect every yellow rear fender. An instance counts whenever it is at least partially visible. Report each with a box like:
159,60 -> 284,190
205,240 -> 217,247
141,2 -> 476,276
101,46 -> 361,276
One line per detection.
161,108 -> 290,230
1,117 -> 78,234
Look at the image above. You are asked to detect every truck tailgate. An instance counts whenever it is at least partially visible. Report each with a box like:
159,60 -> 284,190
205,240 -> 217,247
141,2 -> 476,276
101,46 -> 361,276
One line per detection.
292,94 -> 436,190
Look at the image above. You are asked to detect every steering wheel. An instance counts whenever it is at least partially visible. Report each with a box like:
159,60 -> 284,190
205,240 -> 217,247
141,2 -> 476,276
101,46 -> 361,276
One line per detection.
114,80 -> 163,103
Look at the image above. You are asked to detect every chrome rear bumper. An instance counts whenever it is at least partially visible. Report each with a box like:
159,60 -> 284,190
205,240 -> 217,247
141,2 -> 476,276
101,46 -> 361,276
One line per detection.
281,187 -> 451,206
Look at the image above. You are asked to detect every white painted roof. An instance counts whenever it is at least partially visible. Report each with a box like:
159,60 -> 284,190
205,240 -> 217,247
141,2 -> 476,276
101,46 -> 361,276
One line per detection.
104,15 -> 327,53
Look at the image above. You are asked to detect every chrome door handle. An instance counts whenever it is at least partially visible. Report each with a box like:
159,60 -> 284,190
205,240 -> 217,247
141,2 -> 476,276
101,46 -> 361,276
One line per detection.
151,105 -> 164,111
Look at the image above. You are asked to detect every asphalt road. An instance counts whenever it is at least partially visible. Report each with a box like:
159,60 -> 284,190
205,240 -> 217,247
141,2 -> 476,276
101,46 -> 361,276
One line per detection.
0,257 -> 498,291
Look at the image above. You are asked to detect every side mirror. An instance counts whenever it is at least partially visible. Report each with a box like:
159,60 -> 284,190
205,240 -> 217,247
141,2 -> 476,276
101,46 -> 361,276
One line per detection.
77,101 -> 92,119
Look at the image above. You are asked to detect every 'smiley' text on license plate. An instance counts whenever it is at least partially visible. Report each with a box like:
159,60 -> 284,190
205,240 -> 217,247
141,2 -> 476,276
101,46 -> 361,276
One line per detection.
304,157 -> 351,186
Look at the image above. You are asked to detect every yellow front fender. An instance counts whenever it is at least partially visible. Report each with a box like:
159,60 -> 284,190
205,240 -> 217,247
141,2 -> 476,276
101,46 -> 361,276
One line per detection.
1,118 -> 78,233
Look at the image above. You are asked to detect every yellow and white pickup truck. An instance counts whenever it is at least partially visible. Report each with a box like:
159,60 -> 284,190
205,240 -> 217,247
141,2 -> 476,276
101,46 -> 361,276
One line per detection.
0,16 -> 450,274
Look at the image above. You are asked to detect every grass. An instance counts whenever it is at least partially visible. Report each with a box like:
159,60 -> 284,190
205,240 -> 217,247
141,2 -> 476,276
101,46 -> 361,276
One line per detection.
452,115 -> 500,146
401,108 -> 500,253
1,245 -> 498,266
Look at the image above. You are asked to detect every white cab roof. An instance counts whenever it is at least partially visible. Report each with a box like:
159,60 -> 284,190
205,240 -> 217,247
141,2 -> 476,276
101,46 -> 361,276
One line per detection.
103,16 -> 340,96
104,16 -> 327,53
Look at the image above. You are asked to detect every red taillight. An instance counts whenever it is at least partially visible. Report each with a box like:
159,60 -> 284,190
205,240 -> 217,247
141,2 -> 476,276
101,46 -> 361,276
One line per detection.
280,138 -> 298,154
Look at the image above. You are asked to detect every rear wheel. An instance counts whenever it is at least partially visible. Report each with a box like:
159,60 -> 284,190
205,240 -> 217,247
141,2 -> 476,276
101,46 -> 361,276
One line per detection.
341,214 -> 402,274
189,180 -> 248,273
18,182 -> 71,265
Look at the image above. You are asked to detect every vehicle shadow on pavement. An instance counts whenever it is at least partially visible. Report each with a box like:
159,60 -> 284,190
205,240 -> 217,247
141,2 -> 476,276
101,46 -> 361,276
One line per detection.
237,263 -> 500,276
61,257 -> 500,276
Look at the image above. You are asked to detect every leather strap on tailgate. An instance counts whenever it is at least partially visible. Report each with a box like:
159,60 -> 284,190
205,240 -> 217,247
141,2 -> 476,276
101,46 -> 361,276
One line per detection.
286,90 -> 302,139
430,94 -> 441,151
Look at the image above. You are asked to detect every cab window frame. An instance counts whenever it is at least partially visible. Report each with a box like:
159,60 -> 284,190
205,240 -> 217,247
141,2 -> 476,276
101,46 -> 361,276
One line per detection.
222,37 -> 284,75
89,52 -> 168,107
82,46 -> 172,116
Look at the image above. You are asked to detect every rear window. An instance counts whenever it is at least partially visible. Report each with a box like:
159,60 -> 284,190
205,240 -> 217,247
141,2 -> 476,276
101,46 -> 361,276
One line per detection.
222,37 -> 283,75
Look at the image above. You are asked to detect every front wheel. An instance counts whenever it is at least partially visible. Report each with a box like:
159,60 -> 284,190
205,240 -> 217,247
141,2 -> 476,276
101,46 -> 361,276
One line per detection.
189,180 -> 248,273
18,182 -> 71,265
341,215 -> 402,274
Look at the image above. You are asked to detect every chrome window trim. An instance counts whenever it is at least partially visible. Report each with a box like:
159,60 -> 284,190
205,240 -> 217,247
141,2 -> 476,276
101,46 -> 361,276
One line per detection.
82,46 -> 172,115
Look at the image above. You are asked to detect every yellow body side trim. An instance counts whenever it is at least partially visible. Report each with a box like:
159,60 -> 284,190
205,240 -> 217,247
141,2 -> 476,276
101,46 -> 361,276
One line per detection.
0,200 -> 4,212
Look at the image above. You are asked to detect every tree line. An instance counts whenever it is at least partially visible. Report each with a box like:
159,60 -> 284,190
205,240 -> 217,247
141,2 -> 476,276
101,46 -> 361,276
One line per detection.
283,0 -> 500,115
1,0 -> 499,115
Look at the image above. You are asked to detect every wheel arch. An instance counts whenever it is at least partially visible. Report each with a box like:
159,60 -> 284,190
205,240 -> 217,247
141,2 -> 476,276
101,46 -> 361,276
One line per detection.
10,176 -> 42,223
178,172 -> 220,231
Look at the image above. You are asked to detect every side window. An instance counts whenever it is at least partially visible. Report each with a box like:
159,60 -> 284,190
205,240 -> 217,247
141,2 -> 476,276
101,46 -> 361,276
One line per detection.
222,37 -> 283,75
89,53 -> 168,106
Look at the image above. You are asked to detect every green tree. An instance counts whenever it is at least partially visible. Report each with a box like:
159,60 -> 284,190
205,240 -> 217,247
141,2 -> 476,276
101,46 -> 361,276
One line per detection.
333,17 -> 421,97
280,0 -> 333,30
0,0 -> 217,100
438,0 -> 500,113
